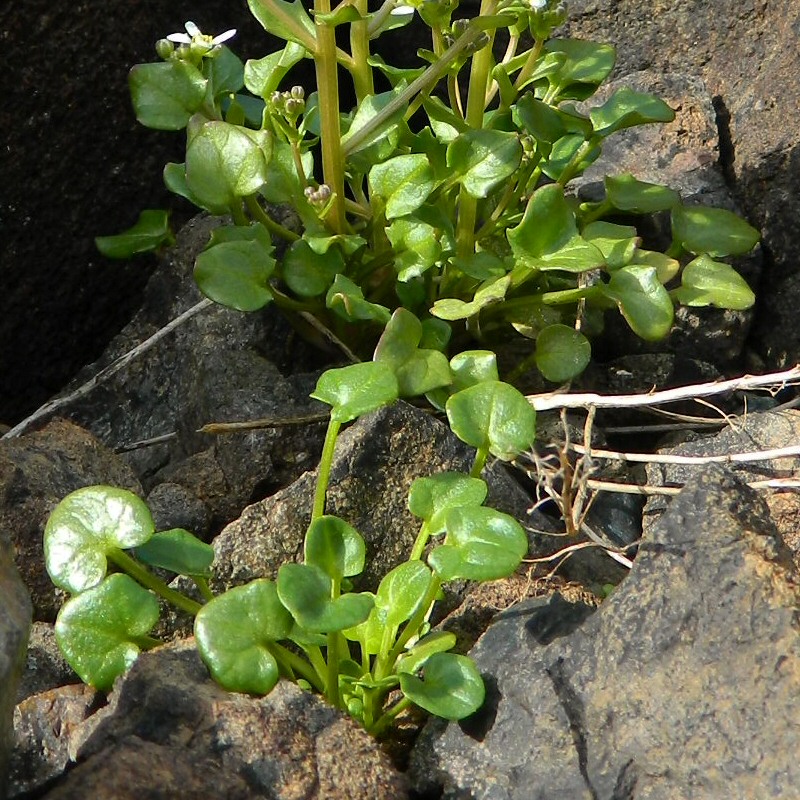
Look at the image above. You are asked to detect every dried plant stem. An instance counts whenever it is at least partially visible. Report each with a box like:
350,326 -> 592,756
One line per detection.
569,442 -> 800,466
3,299 -> 214,440
527,365 -> 800,411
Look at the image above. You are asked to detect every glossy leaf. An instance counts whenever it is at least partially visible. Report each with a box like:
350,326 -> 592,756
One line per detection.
369,154 -> 437,219
195,579 -> 293,695
448,351 -> 499,391
582,221 -> 638,269
399,651 -> 485,720
446,129 -> 523,198
408,472 -> 488,534
446,381 -> 536,461
311,361 -> 398,423
304,515 -> 366,581
395,631 -> 458,675
209,47 -> 245,97
194,224 -> 275,311
45,486 -> 155,594
277,563 -> 374,633
374,309 -> 451,396
535,324 -> 592,382
374,560 -> 433,630
590,88 -> 674,136
431,276 -> 510,320
451,252 -> 507,281
386,218 -> 441,281
673,254 -> 755,310
605,173 -> 680,213
342,88 -> 407,155
55,574 -> 159,691
247,0 -> 316,49
163,162 -> 207,207
544,38 -> 616,97
542,132 -> 600,182
134,529 -> 214,578
95,210 -> 174,259
185,122 -> 270,212
672,205 -> 760,257
326,274 -> 391,324
129,61 -> 207,130
260,139 -> 314,204
283,239 -> 342,297
603,265 -> 674,340
632,249 -> 681,283
245,41 -> 308,98
513,94 -> 567,144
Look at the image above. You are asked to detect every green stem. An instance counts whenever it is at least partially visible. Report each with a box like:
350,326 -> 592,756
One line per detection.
368,695 -> 413,737
455,0 -> 500,258
471,446 -> 489,478
557,138 -> 599,188
245,195 -> 300,242
512,36 -> 544,91
248,0 -> 318,52
192,576 -> 215,603
314,0 -> 347,232
385,574 -> 442,671
107,549 -> 202,616
313,417 -> 342,520
350,0 -> 374,101
409,521 -> 432,562
270,641 -> 325,692
540,286 -> 598,306
326,631 -> 343,708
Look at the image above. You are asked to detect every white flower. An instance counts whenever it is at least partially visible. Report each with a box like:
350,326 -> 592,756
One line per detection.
166,21 -> 237,52
531,0 -> 548,9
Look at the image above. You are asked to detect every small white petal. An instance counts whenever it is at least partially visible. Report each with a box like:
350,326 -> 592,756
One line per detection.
390,4 -> 414,14
166,32 -> 192,43
531,0 -> 547,8
185,21 -> 202,37
212,28 -> 237,44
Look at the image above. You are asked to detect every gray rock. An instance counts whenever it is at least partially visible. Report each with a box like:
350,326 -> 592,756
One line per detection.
207,401 -> 553,597
16,623 -> 78,705
0,418 -> 141,621
0,547 -> 31,800
411,466 -> 800,799
38,640 -> 407,800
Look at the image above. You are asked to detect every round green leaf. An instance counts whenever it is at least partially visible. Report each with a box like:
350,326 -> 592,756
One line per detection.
428,506 -> 528,582
304,515 -> 366,581
95,210 -> 174,259
589,87 -> 675,137
399,652 -> 485,720
310,361 -> 399,423
408,473 -> 488,534
535,324 -> 592,383
673,254 -> 755,310
326,274 -> 392,324
672,204 -> 760,257
375,560 -> 433,630
185,121 -> 270,211
446,381 -> 537,461
604,173 -> 680,213
129,61 -> 207,130
603,265 -> 674,341
195,579 -> 292,695
449,351 -> 499,391
283,239 -> 343,297
369,154 -> 437,219
396,631 -> 458,675
45,486 -> 155,594
277,563 -> 374,633
446,129 -> 523,199
55,574 -> 160,691
133,529 -> 214,578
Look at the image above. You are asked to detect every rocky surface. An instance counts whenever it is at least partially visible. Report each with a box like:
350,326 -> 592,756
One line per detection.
0,544 -> 31,800
411,466 -> 800,798
27,640 -> 408,800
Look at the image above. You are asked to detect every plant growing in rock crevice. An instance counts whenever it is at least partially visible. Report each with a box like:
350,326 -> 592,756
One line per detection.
45,357 -> 536,734
98,0 -> 759,388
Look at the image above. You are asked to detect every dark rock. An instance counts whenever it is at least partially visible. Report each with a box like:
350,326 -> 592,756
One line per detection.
0,545 -> 31,800
0,419 -> 141,621
38,640 -> 408,800
145,482 -> 213,542
10,684 -> 101,799
16,623 -> 78,705
411,466 -> 800,798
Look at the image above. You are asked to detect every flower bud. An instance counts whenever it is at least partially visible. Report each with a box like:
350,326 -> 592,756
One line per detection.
290,86 -> 305,100
155,38 -> 175,60
451,18 -> 470,35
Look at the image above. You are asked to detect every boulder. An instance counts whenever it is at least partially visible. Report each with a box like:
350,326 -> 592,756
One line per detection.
411,466 -> 800,798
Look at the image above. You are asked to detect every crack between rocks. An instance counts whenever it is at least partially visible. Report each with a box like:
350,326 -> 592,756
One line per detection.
711,94 -> 737,189
545,657 -> 600,800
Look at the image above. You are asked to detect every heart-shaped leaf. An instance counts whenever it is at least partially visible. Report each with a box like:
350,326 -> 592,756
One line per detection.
428,506 -> 528,581
277,563 -> 374,632
508,184 -> 578,264
582,221 -> 638,269
408,473 -> 488,534
194,223 -> 276,311
544,39 -> 616,96
304,515 -> 366,581
431,275 -> 510,321
129,61 -> 207,130
535,324 -> 592,383
446,129 -> 523,198
311,361 -> 398,423
673,254 -> 755,310
374,560 -> 433,630
672,204 -> 760,257
95,210 -> 174,259
446,381 -> 536,461
45,486 -> 155,594
185,121 -> 270,212
602,265 -> 674,341
283,238 -> 343,297
134,529 -> 214,578
589,88 -> 674,137
369,154 -> 437,219
195,579 -> 292,695
399,651 -> 485,720
55,573 -> 160,691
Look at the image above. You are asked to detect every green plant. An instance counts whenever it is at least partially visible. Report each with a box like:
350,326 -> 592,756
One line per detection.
44,359 -> 536,734
98,1 -> 759,385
